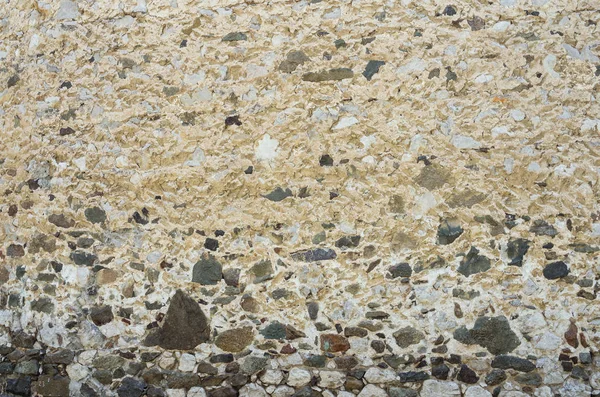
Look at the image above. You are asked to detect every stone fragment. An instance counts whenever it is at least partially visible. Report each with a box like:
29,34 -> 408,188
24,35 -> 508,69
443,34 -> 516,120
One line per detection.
389,387 -> 418,397
485,369 -> 506,386
457,247 -> 491,277
240,356 -> 267,374
320,334 -> 350,352
48,214 -> 75,228
393,326 -> 425,348
335,235 -> 361,249
530,219 -> 558,236
467,16 -> 485,30
56,0 -> 79,20
437,218 -> 463,245
291,248 -> 337,262
457,364 -> 478,384
85,207 -> 106,223
287,367 -> 312,387
192,255 -> 222,285
565,322 -> 579,348
491,355 -> 535,372
222,32 -> 247,41
6,244 -> 25,257
506,238 -> 530,266
33,375 -> 70,397
414,164 -> 450,190
543,261 -> 569,279
144,290 -> 210,350
215,327 -> 254,352
117,377 -> 147,397
250,260 -> 273,283
357,384 -> 387,397
453,316 -> 520,354
90,306 -> 113,326
302,68 -> 354,82
363,60 -> 385,81
421,379 -> 460,396
263,187 -> 293,202
70,250 -> 98,266
279,51 -> 310,73
388,263 -> 412,278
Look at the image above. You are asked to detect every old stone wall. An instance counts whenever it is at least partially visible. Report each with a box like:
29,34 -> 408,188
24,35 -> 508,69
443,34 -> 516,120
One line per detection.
1,0 -> 600,396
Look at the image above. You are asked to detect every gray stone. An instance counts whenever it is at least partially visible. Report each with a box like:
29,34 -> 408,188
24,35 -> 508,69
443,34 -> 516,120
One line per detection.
485,369 -> 506,386
335,235 -> 361,249
85,207 -> 107,224
389,387 -> 418,397
363,60 -> 385,81
222,32 -> 248,41
302,68 -> 354,82
414,164 -> 450,190
31,297 -> 54,313
192,255 -> 222,285
388,263 -> 412,278
491,355 -> 535,372
307,302 -> 319,320
15,360 -> 39,375
543,261 -> 569,280
393,326 -> 424,348
55,1 -> 79,20
33,375 -> 70,397
70,250 -> 98,266
90,305 -> 113,326
279,51 -> 310,73
454,315 -> 520,355
506,238 -> 530,266
437,218 -> 463,245
529,219 -> 558,236
48,214 -> 75,228
117,377 -> 146,397
291,248 -> 337,262
240,356 -> 267,374
144,289 -> 210,350
250,260 -> 273,283
457,246 -> 491,277
263,187 -> 293,202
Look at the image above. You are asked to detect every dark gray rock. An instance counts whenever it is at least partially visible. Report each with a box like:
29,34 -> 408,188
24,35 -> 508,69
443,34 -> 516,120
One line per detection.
33,375 -> 70,397
90,306 -> 113,326
6,244 -> 25,257
117,377 -> 146,397
279,51 -> 310,73
222,268 -> 240,287
398,371 -> 429,382
335,235 -> 361,249
453,315 -> 520,354
70,250 -> 98,266
491,355 -> 535,372
437,218 -> 463,245
457,364 -> 478,383
543,261 -> 569,280
457,246 -> 491,277
240,356 -> 267,374
485,369 -> 507,386
144,289 -> 210,350
307,302 -> 319,320
388,263 -> 412,278
31,297 -> 54,313
506,238 -> 530,266
263,187 -> 293,202
514,372 -> 542,386
389,387 -> 418,397
48,214 -> 75,228
250,260 -> 273,283
192,255 -> 222,285
363,60 -> 385,81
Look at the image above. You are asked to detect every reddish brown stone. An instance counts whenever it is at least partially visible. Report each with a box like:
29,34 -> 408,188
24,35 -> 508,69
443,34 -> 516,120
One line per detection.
280,344 -> 296,354
320,334 -> 350,353
565,321 -> 578,348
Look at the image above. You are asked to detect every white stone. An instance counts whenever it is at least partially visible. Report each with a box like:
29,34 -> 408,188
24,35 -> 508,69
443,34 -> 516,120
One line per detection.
323,7 -> 341,19
364,367 -> 397,383
421,379 -> 461,396
318,370 -> 345,388
534,386 -> 552,397
543,54 -> 560,78
357,384 -> 387,397
179,353 -> 196,372
56,1 -> 79,20
271,385 -> 295,397
493,21 -> 510,32
338,392 -> 355,397
535,332 -> 561,350
166,390 -> 186,397
474,74 -> 493,83
465,386 -> 492,397
451,134 -> 480,149
240,384 -> 267,397
510,109 -> 525,121
333,116 -> 359,130
67,363 -> 89,382
260,369 -> 284,385
255,134 -> 279,161
184,147 -> 205,167
287,367 -> 311,387
499,392 -> 529,397
188,387 -> 207,397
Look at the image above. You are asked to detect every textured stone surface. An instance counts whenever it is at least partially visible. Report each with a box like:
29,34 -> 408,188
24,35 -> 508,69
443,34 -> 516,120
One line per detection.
1,0 -> 600,395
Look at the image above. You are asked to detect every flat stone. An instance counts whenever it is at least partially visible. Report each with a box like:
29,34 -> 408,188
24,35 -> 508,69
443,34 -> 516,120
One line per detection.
33,375 -> 70,397
144,289 -> 210,350
70,250 -> 98,266
279,51 -> 310,73
388,263 -> 412,278
389,387 -> 418,397
530,219 -> 558,236
263,187 -> 293,202
491,355 -> 536,372
6,244 -> 25,257
222,32 -> 247,41
302,68 -> 354,82
362,60 -> 385,81
85,206 -> 107,223
421,379 -> 460,396
48,214 -> 75,228
437,218 -> 463,245
215,327 -> 254,352
414,164 -> 450,190
250,260 -> 273,283
117,377 -> 147,397
90,305 -> 113,326
291,248 -> 337,262
485,369 -> 506,386
240,356 -> 267,374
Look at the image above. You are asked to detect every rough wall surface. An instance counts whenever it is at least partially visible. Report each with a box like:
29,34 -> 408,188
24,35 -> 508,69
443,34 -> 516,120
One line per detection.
1,0 -> 600,396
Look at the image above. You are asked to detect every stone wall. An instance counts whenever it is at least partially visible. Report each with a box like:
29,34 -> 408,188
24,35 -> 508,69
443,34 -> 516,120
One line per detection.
1,0 -> 600,396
